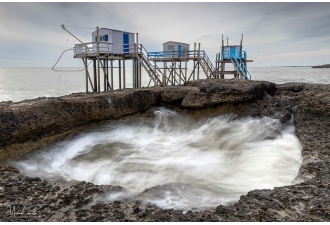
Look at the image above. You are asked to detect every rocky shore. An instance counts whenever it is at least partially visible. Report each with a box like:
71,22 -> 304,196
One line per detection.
312,64 -> 330,68
1,79 -> 330,221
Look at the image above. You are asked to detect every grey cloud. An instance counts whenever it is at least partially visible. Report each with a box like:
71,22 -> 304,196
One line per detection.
0,2 -> 329,67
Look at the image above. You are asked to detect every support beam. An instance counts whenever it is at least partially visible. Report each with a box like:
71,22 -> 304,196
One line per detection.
123,59 -> 126,89
119,60 -> 122,89
185,60 -> 187,81
83,58 -> 88,93
179,61 -> 181,85
193,43 -> 196,80
111,60 -> 114,90
197,43 -> 200,80
97,26 -> 100,93
106,60 -> 109,91
133,59 -> 136,88
103,59 -> 106,92
163,62 -> 166,86
139,62 -> 142,88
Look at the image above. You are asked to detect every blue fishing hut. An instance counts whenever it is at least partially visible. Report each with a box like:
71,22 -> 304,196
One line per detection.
215,35 -> 253,79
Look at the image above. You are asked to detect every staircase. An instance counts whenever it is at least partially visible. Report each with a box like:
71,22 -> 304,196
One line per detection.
230,53 -> 252,80
196,51 -> 217,78
135,44 -> 163,86
134,45 -> 252,84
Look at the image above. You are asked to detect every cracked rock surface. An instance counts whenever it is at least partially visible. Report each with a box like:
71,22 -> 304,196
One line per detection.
1,79 -> 330,221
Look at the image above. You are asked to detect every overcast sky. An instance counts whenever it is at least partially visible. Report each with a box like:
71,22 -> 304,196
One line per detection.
0,2 -> 329,67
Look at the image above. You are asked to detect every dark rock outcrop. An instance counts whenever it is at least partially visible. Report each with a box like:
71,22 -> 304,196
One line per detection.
0,79 -> 275,163
1,79 -> 330,221
312,64 -> 330,68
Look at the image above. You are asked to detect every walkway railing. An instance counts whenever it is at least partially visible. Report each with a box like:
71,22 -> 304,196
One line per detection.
74,42 -> 136,55
74,42 -> 251,82
148,50 -> 216,78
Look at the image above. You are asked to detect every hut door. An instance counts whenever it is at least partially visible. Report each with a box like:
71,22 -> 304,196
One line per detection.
178,44 -> 182,57
123,33 -> 129,53
230,46 -> 236,58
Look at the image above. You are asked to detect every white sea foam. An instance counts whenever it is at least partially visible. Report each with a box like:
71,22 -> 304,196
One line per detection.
13,108 -> 302,211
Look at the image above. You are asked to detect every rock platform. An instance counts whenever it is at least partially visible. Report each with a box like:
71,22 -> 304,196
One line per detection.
1,79 -> 330,221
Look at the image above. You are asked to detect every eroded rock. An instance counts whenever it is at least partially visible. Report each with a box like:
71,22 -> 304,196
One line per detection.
1,79 -> 330,221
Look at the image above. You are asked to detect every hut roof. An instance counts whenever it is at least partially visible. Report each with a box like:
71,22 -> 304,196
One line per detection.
163,41 -> 189,45
92,28 -> 135,34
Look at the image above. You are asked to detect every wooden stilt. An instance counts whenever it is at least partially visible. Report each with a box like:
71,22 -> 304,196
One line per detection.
93,59 -> 97,92
133,59 -> 136,88
111,60 -> 114,90
119,60 -> 122,89
139,62 -> 142,88
193,43 -> 196,80
179,61 -> 181,85
84,58 -> 88,93
197,43 -> 200,80
185,60 -> 187,81
103,59 -> 106,92
123,59 -> 126,89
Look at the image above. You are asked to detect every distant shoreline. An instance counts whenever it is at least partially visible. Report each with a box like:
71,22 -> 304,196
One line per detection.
279,66 -> 313,68
312,64 -> 330,68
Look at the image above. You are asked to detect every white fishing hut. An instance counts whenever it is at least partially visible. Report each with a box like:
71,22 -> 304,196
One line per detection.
91,28 -> 135,54
162,41 -> 189,58
163,41 -> 189,52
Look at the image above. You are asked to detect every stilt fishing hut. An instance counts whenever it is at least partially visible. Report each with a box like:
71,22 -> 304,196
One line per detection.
215,34 -> 253,79
53,25 -> 253,93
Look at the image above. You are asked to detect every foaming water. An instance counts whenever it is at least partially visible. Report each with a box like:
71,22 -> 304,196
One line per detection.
13,108 -> 302,211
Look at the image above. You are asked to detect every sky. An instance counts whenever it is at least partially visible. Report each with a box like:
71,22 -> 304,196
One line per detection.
0,2 -> 329,67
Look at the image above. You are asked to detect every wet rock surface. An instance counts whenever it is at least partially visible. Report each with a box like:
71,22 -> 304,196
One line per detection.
1,79 -> 330,221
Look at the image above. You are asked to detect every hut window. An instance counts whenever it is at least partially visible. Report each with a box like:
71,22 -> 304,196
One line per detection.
168,45 -> 174,51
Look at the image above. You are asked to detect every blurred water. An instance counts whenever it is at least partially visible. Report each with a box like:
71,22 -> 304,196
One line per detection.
0,67 -> 329,102
2,66 -> 313,211
13,108 -> 302,211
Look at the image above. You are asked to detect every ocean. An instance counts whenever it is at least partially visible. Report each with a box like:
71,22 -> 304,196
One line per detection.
0,67 -> 329,103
